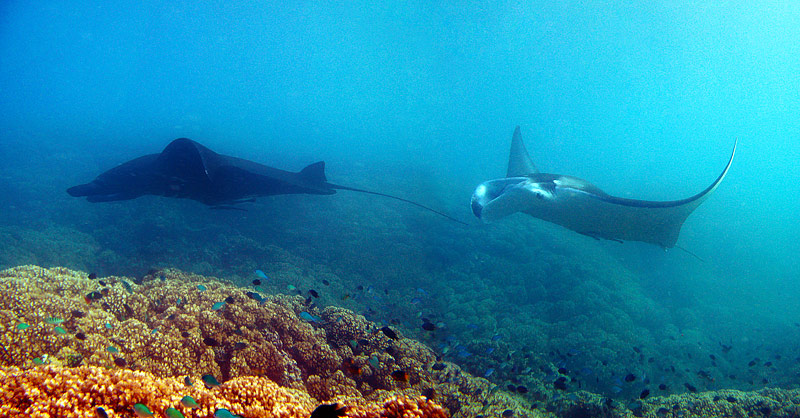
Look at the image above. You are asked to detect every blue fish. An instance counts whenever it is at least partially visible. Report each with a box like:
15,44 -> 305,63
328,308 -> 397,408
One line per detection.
299,312 -> 320,322
491,334 -> 502,342
410,298 -> 422,304
611,385 -> 622,394
484,368 -> 495,377
197,284 -> 206,292
485,347 -> 495,354
211,302 -> 225,311
254,270 -> 268,279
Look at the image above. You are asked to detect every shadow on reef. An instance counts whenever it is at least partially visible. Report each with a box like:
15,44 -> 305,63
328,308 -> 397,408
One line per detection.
0,265 -> 799,418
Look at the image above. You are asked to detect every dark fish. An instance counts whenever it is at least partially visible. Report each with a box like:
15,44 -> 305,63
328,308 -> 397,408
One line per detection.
98,280 -> 106,286
380,326 -> 398,340
553,376 -> 567,390
432,363 -> 446,371
310,403 -> 347,418
233,342 -> 248,350
720,342 -> 732,353
85,291 -> 103,302
390,370 -> 409,382
246,291 -> 263,302
624,373 -> 636,382
507,384 -> 516,391
709,354 -> 716,361
203,337 -> 219,347
75,332 -> 87,340
633,346 -> 641,353
422,387 -> 436,400
181,331 -> 190,338
88,272 -> 97,280
357,285 -> 364,291
517,385 -> 528,394
252,279 -> 261,286
358,339 -> 370,346
71,309 -> 85,318
96,407 -> 108,418
684,383 -> 697,392
422,322 -> 436,331
502,410 -> 514,418
658,383 -> 667,390
558,367 -> 568,375
224,296 -> 234,304
726,396 -> 737,403
113,357 -> 127,367
748,360 -> 757,367
764,361 -> 773,367
322,280 -> 330,286
184,376 -> 193,386
309,289 -> 320,298
640,389 -> 650,399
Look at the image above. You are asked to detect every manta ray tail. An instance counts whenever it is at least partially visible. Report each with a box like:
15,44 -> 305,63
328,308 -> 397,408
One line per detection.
330,184 -> 468,225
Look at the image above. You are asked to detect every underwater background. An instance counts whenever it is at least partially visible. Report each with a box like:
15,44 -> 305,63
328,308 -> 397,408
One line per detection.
1,0 -> 799,411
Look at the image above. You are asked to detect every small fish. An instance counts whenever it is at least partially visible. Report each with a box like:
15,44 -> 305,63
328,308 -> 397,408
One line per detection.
624,373 -> 636,382
75,332 -> 86,340
202,374 -> 221,388
16,323 -> 29,330
233,342 -> 248,350
151,328 -> 159,335
121,280 -> 132,293
106,346 -> 119,353
53,326 -> 67,335
224,296 -> 234,304
45,317 -> 64,325
252,279 -> 261,286
502,410 -> 514,418
213,409 -> 242,418
553,376 -> 568,390
211,301 -> 226,311
309,289 -> 320,298
380,326 -> 398,340
299,312 -> 320,322
180,395 -> 199,408
684,382 -> 697,392
88,272 -> 97,280
96,406 -> 109,418
246,291 -> 263,302
197,284 -> 207,292
517,385 -> 528,394
342,294 -> 351,301
640,389 -> 650,399
491,334 -> 502,342
32,357 -> 45,365
98,280 -> 106,286
255,270 -> 268,279
322,279 -> 330,286
105,322 -> 113,329
203,337 -> 219,347
422,321 -> 436,331
368,356 -> 379,369
165,408 -> 185,418
432,363 -> 445,371
484,368 -> 495,377
390,370 -> 409,382
114,357 -> 127,367
410,297 -> 422,304
310,403 -> 347,418
133,403 -> 154,417
287,284 -> 296,291
85,291 -> 103,302
658,383 -> 668,390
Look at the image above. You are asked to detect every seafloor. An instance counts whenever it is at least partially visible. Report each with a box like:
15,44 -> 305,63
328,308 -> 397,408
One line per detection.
1,265 -> 798,418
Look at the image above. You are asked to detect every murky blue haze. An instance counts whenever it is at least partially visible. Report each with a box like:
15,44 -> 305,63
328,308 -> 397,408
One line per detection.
1,0 -> 799,402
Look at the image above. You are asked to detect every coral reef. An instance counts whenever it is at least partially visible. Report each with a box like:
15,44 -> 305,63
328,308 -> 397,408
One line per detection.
3,265 -> 800,418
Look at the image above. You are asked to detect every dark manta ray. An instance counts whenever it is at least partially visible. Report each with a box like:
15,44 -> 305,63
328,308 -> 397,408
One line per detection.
470,127 -> 735,248
68,138 -> 465,224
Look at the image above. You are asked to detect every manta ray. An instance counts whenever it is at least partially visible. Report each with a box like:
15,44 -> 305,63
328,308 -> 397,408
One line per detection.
68,138 -> 465,224
470,127 -> 735,248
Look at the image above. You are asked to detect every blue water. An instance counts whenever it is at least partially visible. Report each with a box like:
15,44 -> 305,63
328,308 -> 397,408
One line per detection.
2,1 -> 800,400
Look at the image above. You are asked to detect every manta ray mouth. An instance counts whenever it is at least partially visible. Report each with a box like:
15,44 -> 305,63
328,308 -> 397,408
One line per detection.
471,198 -> 483,218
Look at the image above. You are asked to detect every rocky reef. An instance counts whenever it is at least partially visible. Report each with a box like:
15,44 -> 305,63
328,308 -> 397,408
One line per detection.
1,265 -> 799,418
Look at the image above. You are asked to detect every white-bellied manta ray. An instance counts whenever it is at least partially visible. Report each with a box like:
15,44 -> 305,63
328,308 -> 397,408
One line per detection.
470,127 -> 736,248
68,138 -> 466,224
